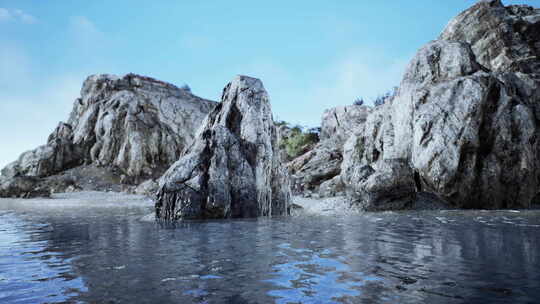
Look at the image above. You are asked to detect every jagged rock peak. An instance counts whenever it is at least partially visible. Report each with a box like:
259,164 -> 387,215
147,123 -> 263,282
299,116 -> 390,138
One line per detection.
155,75 -> 291,220
440,0 -> 540,72
340,0 -> 540,210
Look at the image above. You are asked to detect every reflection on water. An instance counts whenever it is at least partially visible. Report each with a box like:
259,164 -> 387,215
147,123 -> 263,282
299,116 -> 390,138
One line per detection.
266,243 -> 383,304
0,198 -> 539,303
0,212 -> 88,303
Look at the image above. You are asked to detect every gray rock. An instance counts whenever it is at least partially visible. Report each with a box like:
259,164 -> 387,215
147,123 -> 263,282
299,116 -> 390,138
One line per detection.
320,105 -> 371,147
346,159 -> 416,211
341,1 -> 540,210
286,105 -> 371,197
1,122 -> 79,178
287,143 -> 342,195
0,176 -> 51,198
440,0 -> 540,73
155,75 -> 291,220
318,175 -> 345,198
2,73 -> 216,182
134,179 -> 159,196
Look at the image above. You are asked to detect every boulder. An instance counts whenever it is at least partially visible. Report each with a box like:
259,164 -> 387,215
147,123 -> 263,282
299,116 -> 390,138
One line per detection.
155,76 -> 291,220
0,176 -> 51,198
319,175 -> 345,198
341,1 -> 540,210
287,144 -> 342,195
345,159 -> 416,211
134,179 -> 159,196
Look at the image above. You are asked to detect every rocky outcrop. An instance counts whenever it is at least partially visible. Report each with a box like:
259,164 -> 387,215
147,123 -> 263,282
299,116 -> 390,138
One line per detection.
440,0 -> 540,73
320,105 -> 371,147
155,76 -> 291,220
134,179 -> 158,196
344,159 -> 416,211
287,144 -> 342,196
341,0 -> 540,210
287,105 -> 371,197
0,176 -> 52,198
1,74 -> 216,195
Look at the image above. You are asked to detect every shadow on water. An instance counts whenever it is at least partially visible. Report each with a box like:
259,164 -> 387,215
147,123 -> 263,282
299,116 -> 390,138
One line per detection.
0,201 -> 539,303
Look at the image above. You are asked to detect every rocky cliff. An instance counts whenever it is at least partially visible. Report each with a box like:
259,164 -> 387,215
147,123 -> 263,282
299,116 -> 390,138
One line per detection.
287,105 -> 371,197
155,76 -> 291,220
1,74 -> 215,197
341,0 -> 540,209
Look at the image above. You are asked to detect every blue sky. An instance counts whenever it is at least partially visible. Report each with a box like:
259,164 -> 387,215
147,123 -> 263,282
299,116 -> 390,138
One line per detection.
0,0 -> 537,168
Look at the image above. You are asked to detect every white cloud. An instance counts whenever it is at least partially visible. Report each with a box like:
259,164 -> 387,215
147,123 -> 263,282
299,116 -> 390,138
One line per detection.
0,8 -> 37,24
0,15 -> 110,169
308,50 -> 410,110
69,16 -> 106,59
234,48 -> 412,127
0,8 -> 11,22
13,9 -> 37,24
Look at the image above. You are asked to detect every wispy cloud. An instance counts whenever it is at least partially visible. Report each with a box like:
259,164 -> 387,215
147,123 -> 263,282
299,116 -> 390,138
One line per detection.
235,48 -> 411,127
0,8 -> 37,24
0,15 -> 110,169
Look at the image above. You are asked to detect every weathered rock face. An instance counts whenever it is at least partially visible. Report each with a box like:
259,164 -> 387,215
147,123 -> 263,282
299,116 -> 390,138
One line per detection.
287,144 -> 342,195
1,123 -> 80,179
0,176 -> 52,199
287,105 -> 371,197
345,159 -> 416,211
155,76 -> 291,220
134,179 -> 159,196
320,105 -> 371,147
341,0 -> 540,210
1,74 -> 216,187
440,0 -> 540,73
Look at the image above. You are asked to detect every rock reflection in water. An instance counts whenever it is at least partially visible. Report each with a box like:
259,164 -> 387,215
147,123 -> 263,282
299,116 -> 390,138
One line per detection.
0,212 -> 88,303
0,198 -> 539,303
266,243 -> 383,303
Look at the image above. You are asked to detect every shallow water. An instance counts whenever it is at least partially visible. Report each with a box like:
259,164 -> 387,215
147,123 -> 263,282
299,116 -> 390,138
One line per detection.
0,194 -> 539,303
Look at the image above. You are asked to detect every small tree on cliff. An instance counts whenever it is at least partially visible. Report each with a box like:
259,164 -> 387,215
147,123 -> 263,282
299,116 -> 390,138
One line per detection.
353,97 -> 364,106
180,84 -> 192,93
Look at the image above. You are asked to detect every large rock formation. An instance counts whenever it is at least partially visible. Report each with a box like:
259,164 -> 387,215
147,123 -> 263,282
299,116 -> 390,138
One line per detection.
1,74 -> 215,197
287,105 -> 371,197
155,76 -> 291,220
341,0 -> 540,210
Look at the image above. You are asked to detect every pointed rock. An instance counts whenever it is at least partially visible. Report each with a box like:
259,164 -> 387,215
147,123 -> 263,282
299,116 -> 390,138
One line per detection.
155,75 -> 291,220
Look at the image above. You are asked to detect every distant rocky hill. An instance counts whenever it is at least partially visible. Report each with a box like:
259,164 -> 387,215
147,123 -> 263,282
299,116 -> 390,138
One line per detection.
0,74 -> 215,197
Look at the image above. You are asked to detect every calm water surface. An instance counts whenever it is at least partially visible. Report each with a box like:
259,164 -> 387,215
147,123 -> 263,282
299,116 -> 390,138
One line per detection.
0,195 -> 539,303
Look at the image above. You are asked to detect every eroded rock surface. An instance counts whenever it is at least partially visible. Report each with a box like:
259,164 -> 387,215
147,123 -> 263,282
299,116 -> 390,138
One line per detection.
287,105 -> 371,197
320,105 -> 371,147
155,76 -> 291,220
341,0 -> 540,210
1,74 -> 216,195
